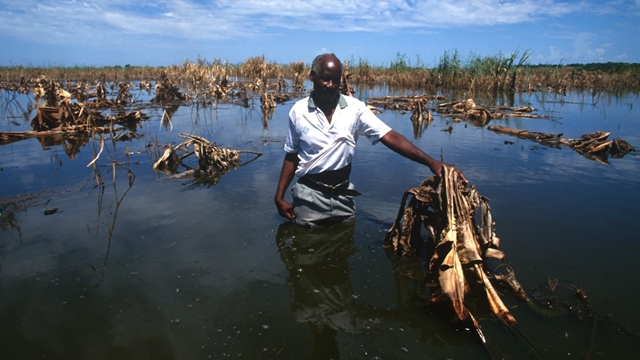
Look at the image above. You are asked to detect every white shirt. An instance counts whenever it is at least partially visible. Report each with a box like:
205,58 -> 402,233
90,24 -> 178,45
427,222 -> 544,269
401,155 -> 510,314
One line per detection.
284,93 -> 392,177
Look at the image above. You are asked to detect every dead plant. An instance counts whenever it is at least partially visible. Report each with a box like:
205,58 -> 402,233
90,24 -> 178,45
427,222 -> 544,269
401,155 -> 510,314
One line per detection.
384,167 -> 520,338
152,133 -> 262,186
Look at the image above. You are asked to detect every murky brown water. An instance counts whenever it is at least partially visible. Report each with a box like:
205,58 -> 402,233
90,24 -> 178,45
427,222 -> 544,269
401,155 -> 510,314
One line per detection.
1,86 -> 640,359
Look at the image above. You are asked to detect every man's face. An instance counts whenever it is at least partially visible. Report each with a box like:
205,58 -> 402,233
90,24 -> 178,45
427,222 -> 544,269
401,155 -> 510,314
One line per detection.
311,57 -> 342,103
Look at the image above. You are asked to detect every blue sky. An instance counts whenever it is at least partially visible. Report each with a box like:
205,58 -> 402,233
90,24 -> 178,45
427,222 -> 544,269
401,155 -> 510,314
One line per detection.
1,0 -> 639,68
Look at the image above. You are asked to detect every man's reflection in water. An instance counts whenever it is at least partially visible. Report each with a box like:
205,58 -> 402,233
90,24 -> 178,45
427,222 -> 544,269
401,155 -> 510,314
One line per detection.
276,222 -> 367,360
275,222 -> 490,359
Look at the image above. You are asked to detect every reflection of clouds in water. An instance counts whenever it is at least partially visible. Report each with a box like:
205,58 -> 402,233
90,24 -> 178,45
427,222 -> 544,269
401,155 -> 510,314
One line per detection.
0,139 -> 54,168
538,146 -> 640,186
16,172 -> 38,188
1,172 -> 285,285
0,194 -> 103,280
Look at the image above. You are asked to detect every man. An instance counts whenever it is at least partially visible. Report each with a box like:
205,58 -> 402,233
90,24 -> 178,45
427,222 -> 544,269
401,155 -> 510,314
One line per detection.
275,53 -> 466,226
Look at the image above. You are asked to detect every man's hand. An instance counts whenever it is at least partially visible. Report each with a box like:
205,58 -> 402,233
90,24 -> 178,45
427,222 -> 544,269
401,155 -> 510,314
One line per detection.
275,197 -> 295,220
431,161 -> 468,186
274,152 -> 299,220
453,167 -> 468,185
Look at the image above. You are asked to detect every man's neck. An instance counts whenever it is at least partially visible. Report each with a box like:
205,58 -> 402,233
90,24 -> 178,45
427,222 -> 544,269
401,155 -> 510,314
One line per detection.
312,91 -> 339,123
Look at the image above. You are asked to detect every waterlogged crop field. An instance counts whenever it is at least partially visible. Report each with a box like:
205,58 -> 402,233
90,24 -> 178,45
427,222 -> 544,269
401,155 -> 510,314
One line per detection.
1,67 -> 640,359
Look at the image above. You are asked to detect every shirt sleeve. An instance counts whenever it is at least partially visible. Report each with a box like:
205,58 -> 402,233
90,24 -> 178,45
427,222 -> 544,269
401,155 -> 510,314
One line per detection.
358,105 -> 392,144
283,107 -> 300,153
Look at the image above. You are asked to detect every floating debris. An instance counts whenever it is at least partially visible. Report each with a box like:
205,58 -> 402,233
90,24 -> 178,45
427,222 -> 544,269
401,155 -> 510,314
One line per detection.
488,126 -> 636,164
364,97 -> 545,130
435,99 -> 550,126
366,95 -> 444,112
525,278 -> 594,321
436,98 -> 493,126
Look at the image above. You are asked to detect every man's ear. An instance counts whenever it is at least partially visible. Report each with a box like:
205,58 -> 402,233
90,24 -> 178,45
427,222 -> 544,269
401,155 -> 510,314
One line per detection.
309,71 -> 315,81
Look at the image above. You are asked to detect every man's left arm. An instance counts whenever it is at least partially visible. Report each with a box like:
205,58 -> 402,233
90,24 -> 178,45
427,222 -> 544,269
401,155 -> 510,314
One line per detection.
379,130 -> 467,183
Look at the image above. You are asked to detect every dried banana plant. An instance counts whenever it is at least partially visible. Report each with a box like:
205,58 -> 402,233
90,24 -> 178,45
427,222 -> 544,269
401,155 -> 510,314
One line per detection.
1,98 -> 148,151
572,131 -> 636,160
289,61 -> 305,90
436,98 -> 493,125
260,91 -> 276,111
115,82 -> 132,104
152,71 -> 188,103
153,133 -> 262,186
339,70 -> 354,97
384,167 -> 519,330
31,78 -> 71,107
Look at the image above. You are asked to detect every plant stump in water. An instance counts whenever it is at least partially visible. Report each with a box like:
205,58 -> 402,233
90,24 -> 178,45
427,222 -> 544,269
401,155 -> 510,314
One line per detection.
152,133 -> 262,186
384,166 -> 523,338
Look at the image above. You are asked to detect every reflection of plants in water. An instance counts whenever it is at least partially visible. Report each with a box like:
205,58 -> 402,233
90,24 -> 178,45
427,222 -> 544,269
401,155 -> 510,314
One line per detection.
0,132 -> 128,279
0,188 -> 83,241
0,204 -> 23,239
0,205 -> 22,272
0,90 -> 33,129
90,159 -> 136,287
160,104 -> 180,132
33,132 -> 92,160
261,104 -> 275,129
410,99 -> 432,139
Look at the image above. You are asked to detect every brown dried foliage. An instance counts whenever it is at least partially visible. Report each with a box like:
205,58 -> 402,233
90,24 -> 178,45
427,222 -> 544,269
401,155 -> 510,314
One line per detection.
385,167 -> 520,332
152,133 -> 262,186
488,126 -> 636,163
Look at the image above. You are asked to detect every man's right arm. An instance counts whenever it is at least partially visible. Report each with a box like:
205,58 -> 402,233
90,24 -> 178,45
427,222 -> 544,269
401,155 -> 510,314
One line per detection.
274,152 -> 299,220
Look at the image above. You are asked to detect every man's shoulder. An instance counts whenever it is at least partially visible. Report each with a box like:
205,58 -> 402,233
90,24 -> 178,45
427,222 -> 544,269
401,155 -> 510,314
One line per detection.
341,94 -> 362,104
340,94 -> 368,109
291,95 -> 312,111
295,95 -> 311,105
288,96 -> 311,119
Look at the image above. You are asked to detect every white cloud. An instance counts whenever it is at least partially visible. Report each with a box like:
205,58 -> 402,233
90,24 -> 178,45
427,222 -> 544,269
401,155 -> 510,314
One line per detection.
616,52 -> 628,60
0,0 -> 637,65
0,0 -> 587,44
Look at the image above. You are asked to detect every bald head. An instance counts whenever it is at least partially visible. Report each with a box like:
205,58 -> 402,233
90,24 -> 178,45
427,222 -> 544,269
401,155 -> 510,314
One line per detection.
311,53 -> 343,77
309,53 -> 343,104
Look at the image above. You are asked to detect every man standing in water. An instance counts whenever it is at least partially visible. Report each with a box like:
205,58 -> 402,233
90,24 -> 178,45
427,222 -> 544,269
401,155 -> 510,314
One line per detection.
275,53 -> 466,226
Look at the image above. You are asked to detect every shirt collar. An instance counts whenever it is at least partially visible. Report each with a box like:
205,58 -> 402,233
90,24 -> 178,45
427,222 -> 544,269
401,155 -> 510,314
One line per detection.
308,92 -> 348,110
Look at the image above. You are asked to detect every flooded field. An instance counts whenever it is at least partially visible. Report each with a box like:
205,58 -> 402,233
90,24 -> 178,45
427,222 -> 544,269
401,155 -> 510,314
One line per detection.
1,82 -> 640,359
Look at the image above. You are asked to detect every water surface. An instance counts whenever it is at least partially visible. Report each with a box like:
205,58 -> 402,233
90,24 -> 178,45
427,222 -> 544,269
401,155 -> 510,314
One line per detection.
1,86 -> 639,359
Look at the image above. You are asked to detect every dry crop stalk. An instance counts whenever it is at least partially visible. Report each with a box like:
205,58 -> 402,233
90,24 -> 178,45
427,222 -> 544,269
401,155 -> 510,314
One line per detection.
488,126 -> 636,163
152,133 -> 262,184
